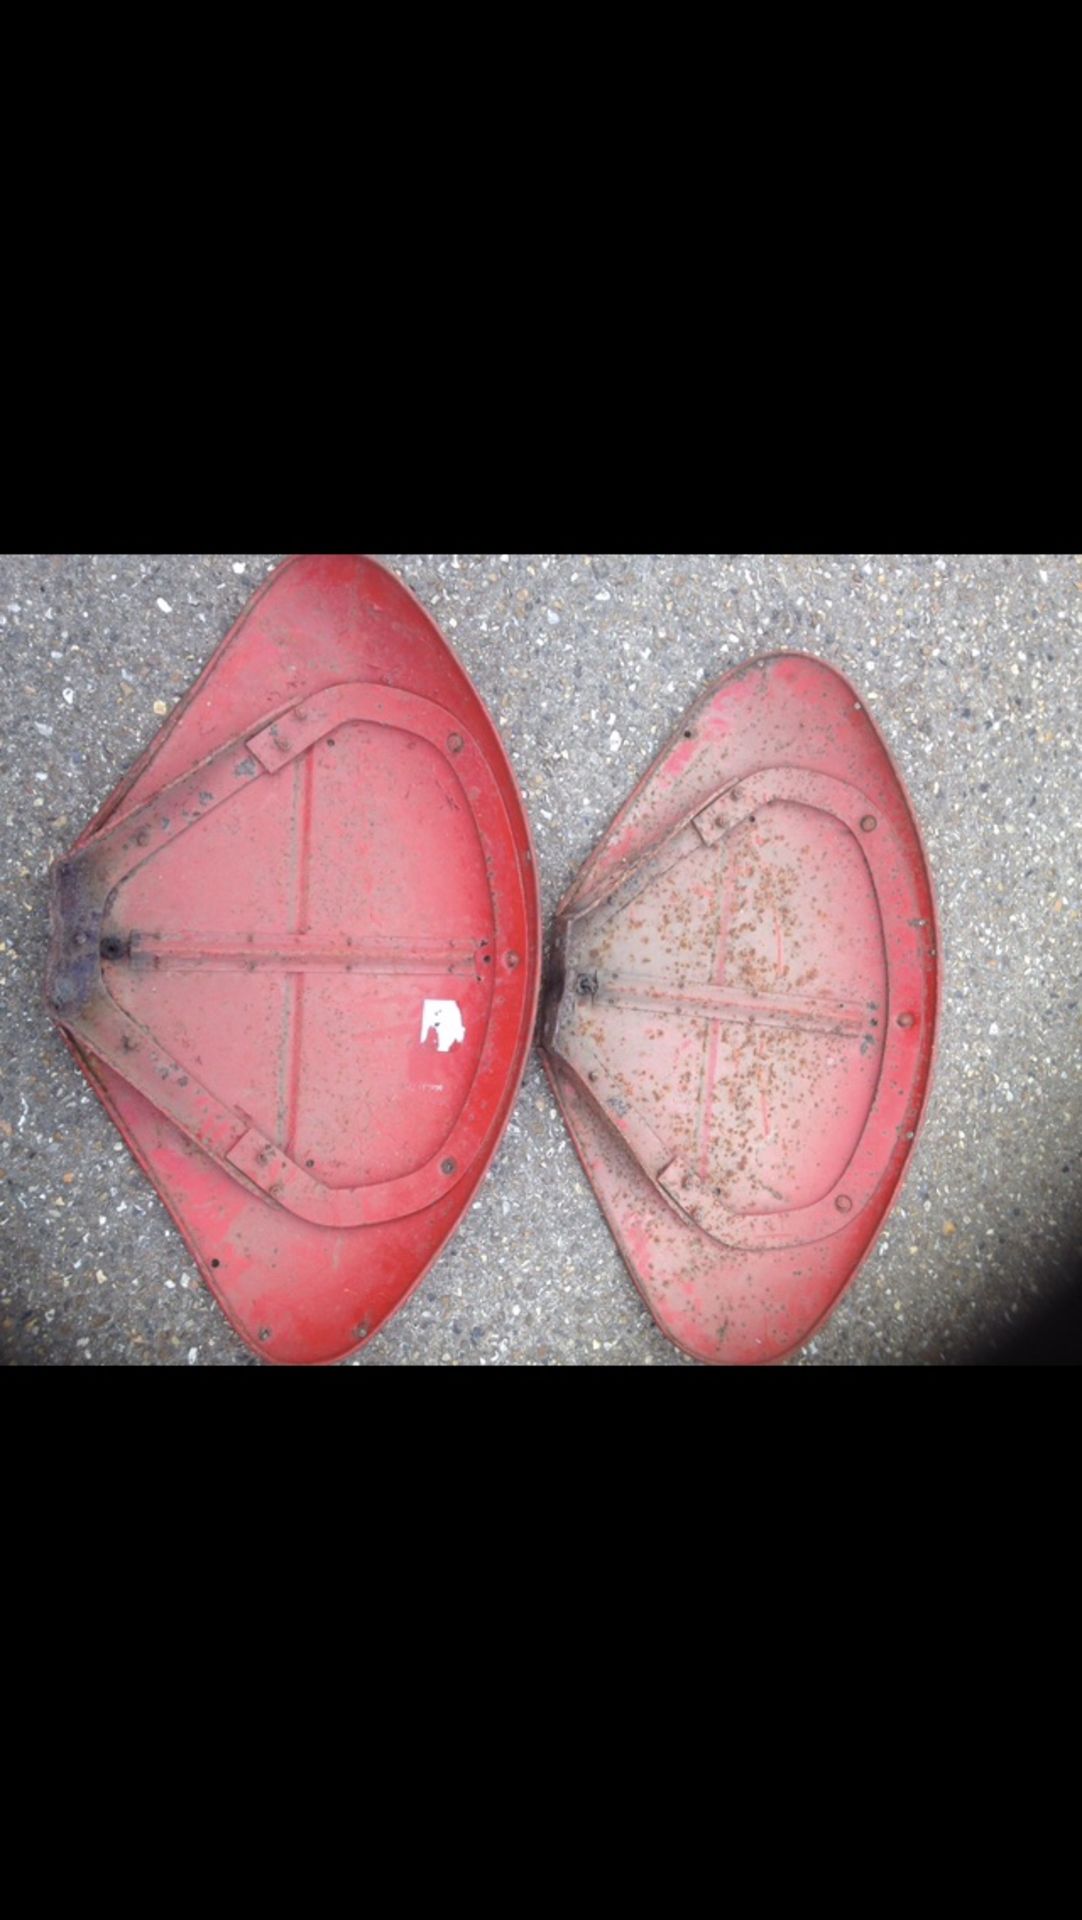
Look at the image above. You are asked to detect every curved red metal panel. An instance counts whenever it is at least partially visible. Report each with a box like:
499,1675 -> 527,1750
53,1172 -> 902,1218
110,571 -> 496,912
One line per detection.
541,653 -> 940,1365
47,556 -> 541,1365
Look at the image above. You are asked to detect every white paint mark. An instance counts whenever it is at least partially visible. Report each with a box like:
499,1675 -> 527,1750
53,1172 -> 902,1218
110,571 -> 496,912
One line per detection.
421,1000 -> 466,1054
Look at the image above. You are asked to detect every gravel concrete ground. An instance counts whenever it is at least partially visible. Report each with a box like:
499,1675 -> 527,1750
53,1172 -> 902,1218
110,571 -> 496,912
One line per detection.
1,554 -> 1079,1366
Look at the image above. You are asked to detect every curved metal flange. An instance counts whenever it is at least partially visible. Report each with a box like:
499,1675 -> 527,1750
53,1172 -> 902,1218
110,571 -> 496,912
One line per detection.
548,766 -> 931,1252
48,682 -> 531,1226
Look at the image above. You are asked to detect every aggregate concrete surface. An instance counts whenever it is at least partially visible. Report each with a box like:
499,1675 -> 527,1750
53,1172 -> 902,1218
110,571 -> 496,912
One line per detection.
1,554 -> 1079,1366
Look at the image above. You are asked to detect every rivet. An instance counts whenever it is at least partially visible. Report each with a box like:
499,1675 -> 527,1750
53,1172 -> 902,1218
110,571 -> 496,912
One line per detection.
897,1012 -> 915,1029
835,1194 -> 853,1213
447,732 -> 464,755
861,816 -> 877,833
259,1328 -> 272,1343
441,1158 -> 457,1176
506,951 -> 520,970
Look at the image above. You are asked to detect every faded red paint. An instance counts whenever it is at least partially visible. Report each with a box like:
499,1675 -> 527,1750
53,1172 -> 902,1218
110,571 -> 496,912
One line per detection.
47,556 -> 540,1365
541,653 -> 940,1365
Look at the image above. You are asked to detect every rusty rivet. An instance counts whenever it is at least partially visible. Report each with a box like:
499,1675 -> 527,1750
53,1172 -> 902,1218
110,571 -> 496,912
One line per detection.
447,732 -> 464,754
835,1194 -> 853,1213
897,1012 -> 916,1029
861,816 -> 877,833
441,1158 -> 457,1176
506,951 -> 520,970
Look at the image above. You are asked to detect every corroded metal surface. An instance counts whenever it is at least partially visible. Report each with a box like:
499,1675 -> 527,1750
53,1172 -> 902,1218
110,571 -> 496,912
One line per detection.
46,556 -> 540,1364
542,653 -> 940,1364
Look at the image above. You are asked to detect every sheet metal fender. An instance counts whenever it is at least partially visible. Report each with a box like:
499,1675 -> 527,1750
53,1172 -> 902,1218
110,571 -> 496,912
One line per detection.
47,555 -> 541,1364
541,653 -> 940,1365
